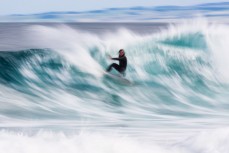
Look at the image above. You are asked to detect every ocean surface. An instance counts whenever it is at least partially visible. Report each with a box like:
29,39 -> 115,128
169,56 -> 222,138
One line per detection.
0,20 -> 229,153
2,2 -> 229,22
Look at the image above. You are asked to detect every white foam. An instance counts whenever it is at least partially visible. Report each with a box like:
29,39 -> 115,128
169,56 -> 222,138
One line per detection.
155,19 -> 229,83
176,128 -> 229,153
0,130 -> 182,153
1,128 -> 229,153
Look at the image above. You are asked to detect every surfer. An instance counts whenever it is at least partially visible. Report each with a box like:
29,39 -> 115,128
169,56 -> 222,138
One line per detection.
106,49 -> 127,76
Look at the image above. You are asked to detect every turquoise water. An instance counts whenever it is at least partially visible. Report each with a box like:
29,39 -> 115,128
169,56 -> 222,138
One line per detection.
0,20 -> 229,153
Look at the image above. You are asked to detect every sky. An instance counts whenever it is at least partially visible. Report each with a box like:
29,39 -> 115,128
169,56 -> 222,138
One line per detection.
0,0 -> 224,15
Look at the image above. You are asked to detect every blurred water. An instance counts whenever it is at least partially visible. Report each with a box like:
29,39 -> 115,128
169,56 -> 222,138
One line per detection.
0,20 -> 229,153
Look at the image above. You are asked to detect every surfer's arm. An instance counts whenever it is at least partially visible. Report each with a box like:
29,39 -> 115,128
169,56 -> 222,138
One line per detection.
111,57 -> 125,61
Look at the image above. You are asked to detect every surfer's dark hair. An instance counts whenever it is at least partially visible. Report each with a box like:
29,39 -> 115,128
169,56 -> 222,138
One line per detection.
119,49 -> 124,53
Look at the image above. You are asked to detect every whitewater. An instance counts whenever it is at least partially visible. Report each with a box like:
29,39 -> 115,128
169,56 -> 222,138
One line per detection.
0,20 -> 229,153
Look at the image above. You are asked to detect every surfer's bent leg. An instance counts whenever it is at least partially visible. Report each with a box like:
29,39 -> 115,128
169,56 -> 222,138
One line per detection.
106,63 -> 121,72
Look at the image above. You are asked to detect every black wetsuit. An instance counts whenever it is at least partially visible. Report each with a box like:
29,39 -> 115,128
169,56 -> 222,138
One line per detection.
106,55 -> 127,74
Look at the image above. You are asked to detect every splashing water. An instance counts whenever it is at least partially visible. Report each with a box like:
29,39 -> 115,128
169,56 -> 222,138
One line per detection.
0,20 -> 229,153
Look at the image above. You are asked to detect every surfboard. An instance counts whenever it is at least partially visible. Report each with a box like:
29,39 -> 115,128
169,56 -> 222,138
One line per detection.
103,71 -> 132,85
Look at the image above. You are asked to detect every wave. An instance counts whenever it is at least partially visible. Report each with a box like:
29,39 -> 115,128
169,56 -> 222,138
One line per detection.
0,20 -> 229,127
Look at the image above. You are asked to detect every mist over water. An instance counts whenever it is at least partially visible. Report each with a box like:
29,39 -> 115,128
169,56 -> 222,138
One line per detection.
0,20 -> 229,153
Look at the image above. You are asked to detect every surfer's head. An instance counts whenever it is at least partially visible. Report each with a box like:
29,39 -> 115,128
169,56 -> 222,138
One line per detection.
119,49 -> 125,56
